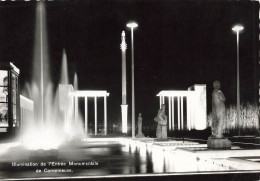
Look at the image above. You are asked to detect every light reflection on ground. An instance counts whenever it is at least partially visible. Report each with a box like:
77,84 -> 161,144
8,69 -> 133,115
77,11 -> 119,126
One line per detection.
0,138 -> 259,180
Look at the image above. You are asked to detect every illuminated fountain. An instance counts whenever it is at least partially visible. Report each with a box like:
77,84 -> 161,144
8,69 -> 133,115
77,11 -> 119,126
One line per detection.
21,1 -> 84,151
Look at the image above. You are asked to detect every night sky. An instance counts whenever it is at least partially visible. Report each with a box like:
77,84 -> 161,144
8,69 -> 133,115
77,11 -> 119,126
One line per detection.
0,0 -> 258,131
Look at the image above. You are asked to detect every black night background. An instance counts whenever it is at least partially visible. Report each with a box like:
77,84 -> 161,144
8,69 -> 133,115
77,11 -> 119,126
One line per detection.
0,0 -> 258,134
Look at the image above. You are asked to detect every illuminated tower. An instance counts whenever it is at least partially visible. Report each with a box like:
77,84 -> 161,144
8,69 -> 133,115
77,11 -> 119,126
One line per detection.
120,31 -> 128,134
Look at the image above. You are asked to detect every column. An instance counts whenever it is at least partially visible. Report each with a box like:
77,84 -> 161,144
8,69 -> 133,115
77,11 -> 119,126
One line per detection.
168,96 -> 171,130
191,93 -> 195,129
85,96 -> 88,135
74,97 -> 78,125
104,95 -> 107,135
160,96 -> 162,107
172,96 -> 174,130
162,96 -> 165,104
76,97 -> 79,124
187,95 -> 191,131
94,96 -> 97,135
181,96 -> 184,130
73,97 -> 76,124
177,96 -> 180,130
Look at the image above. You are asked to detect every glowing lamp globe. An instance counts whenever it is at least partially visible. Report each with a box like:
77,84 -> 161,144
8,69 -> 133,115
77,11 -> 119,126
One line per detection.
232,25 -> 244,32
126,22 -> 138,28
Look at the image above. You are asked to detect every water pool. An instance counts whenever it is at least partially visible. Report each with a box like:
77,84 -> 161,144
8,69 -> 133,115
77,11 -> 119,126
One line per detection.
0,138 -> 258,180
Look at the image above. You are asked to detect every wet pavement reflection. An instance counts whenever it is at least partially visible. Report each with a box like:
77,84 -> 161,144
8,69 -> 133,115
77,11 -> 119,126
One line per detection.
0,139 -> 234,180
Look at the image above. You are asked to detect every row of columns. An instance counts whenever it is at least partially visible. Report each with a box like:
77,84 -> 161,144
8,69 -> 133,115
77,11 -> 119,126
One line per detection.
73,95 -> 107,135
159,95 -> 195,131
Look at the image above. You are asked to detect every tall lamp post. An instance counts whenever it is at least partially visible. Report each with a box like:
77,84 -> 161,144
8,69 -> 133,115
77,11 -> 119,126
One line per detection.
232,25 -> 244,136
127,22 -> 138,138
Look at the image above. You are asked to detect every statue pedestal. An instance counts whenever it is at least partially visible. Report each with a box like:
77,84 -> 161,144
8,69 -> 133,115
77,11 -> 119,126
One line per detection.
136,133 -> 145,138
156,125 -> 167,140
207,137 -> 231,150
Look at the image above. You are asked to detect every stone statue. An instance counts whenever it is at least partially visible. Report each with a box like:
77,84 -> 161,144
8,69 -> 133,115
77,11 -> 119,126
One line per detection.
136,113 -> 145,138
207,80 -> 231,149
211,80 -> 226,138
154,104 -> 167,140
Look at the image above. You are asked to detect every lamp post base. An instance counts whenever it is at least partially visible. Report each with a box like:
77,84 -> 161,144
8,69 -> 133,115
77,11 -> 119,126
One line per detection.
121,104 -> 128,134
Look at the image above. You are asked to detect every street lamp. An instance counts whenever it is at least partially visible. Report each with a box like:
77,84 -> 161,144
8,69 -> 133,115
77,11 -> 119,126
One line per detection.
126,22 -> 138,138
232,25 -> 244,136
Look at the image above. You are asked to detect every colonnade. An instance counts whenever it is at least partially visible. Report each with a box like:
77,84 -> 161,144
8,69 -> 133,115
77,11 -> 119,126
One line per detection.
158,91 -> 195,130
70,90 -> 109,135
157,84 -> 206,131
